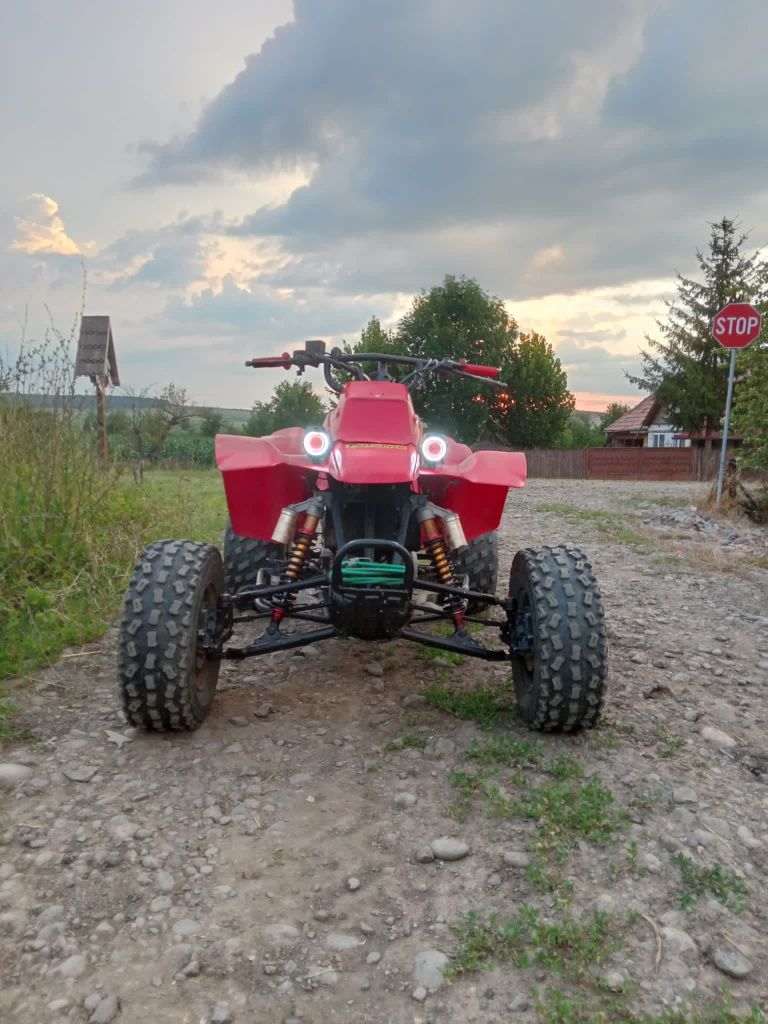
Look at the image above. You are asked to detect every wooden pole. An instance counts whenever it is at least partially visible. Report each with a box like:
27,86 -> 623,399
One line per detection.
96,375 -> 108,470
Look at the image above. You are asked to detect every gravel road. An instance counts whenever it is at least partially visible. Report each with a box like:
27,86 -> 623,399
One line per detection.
1,479 -> 767,1023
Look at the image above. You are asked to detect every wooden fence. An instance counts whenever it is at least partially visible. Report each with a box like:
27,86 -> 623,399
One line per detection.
520,447 -> 737,482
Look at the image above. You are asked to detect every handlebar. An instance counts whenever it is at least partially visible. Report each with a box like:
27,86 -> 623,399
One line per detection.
245,345 -> 507,394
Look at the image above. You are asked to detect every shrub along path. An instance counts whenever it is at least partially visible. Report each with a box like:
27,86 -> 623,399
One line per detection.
0,479 -> 767,1023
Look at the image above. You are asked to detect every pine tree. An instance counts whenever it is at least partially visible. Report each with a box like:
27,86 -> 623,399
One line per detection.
628,218 -> 768,434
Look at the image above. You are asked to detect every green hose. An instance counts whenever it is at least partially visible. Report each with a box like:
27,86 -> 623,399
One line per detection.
338,558 -> 407,587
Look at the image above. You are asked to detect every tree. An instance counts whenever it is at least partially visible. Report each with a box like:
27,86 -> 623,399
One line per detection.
732,338 -> 768,468
126,383 -> 193,479
556,413 -> 605,449
245,380 -> 326,436
629,218 -> 768,434
396,275 -> 517,441
488,331 -> 574,448
599,402 -> 630,432
199,407 -> 224,437
346,316 -> 406,356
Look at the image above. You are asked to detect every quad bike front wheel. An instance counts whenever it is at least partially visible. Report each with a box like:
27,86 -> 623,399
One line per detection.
118,540 -> 225,731
223,518 -> 282,591
508,545 -> 607,732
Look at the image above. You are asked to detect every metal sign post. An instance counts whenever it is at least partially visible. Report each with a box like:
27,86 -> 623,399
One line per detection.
711,302 -> 762,506
715,348 -> 737,504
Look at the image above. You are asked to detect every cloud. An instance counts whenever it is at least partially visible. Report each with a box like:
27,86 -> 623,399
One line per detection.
133,0 -> 768,299
10,194 -> 83,256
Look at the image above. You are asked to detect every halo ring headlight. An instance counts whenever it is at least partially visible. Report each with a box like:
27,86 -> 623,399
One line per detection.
421,434 -> 448,465
303,428 -> 331,460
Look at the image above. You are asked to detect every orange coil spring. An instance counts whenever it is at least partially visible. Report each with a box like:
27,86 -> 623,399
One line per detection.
271,513 -> 320,619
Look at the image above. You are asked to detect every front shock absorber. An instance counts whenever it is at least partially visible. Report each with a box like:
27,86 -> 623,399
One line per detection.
419,512 -> 466,632
269,501 -> 323,627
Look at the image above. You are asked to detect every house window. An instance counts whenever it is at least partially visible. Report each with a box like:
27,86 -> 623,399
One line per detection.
651,434 -> 666,448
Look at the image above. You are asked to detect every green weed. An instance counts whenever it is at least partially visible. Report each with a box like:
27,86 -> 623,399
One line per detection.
653,724 -> 686,758
534,988 -> 766,1024
422,680 -> 516,729
384,731 -> 427,752
674,853 -> 747,911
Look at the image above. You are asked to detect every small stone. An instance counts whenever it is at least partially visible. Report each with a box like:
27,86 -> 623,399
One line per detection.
414,948 -> 449,990
150,896 -> 171,913
253,704 -> 272,718
412,986 -> 428,1003
394,792 -> 417,809
672,786 -> 698,804
365,662 -> 384,677
263,922 -> 300,946
289,773 -> 311,787
55,953 -> 88,978
430,837 -> 469,861
712,948 -> 753,979
317,968 -> 339,986
700,726 -> 737,749
229,716 -> 249,727
173,919 -> 202,938
602,969 -> 625,991
313,909 -> 330,922
415,846 -> 435,863
508,993 -> 530,1012
89,994 -> 120,1024
84,994 -> 102,1012
347,877 -> 361,891
487,873 -> 502,887
366,951 -> 382,965
209,1004 -> 235,1024
155,870 -> 174,893
325,932 -> 360,951
662,926 -> 698,962
63,765 -> 100,783
402,694 -> 427,708
642,853 -> 662,874
502,850 -> 531,868
0,764 -> 34,789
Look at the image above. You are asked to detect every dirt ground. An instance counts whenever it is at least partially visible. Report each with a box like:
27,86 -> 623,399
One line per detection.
2,479 -> 767,1024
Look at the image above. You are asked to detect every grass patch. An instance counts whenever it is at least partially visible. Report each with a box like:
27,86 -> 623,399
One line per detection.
534,503 -> 651,551
652,724 -> 686,758
674,853 -> 747,911
423,679 -> 517,729
535,988 -> 766,1024
449,906 -> 619,979
0,696 -> 19,740
464,733 -> 540,767
384,731 -> 428,752
0,466 -> 226,680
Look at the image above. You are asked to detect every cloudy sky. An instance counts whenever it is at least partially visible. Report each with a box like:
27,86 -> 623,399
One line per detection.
2,0 -> 767,411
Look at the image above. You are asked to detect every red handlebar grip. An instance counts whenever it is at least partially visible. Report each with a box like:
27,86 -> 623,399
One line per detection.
459,361 -> 501,378
246,353 -> 292,369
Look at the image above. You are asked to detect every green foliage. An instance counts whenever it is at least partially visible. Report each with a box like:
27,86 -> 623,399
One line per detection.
556,412 -> 605,449
490,331 -> 574,447
245,379 -> 327,436
346,316 -> 407,356
449,906 -> 617,978
534,988 -> 766,1024
599,402 -> 631,431
198,407 -> 224,437
733,338 -> 768,468
629,218 -> 768,433
674,853 -> 747,910
395,275 -> 517,441
422,680 -> 517,729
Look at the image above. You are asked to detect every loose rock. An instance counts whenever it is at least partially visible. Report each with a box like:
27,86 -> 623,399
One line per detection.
430,837 -> 469,861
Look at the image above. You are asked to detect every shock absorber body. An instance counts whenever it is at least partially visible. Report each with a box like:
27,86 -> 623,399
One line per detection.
419,511 -> 466,632
269,502 -> 322,627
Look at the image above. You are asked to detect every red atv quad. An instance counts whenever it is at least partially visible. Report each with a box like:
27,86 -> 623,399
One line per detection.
118,341 -> 607,733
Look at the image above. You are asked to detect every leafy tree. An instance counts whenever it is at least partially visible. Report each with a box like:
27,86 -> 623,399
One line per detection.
556,413 -> 605,449
245,380 -> 326,436
199,407 -> 224,437
395,275 -> 517,440
489,331 -> 574,447
346,316 -> 406,356
126,383 -> 193,479
629,218 -> 768,433
733,338 -> 768,468
599,402 -> 630,432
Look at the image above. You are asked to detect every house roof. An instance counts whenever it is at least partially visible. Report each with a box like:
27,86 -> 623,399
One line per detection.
605,395 -> 659,434
75,315 -> 119,386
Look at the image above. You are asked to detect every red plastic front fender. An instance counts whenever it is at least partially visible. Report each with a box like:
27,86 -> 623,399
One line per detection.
420,450 -> 527,540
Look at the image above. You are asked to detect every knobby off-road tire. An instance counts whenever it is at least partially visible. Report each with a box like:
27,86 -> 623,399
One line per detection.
118,540 -> 225,731
454,531 -> 498,614
223,519 -> 282,591
508,545 -> 607,732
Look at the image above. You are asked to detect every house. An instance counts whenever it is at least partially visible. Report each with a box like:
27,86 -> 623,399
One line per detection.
605,396 -> 690,449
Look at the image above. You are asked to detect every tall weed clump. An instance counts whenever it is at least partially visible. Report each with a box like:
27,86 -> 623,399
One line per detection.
0,312 -> 172,679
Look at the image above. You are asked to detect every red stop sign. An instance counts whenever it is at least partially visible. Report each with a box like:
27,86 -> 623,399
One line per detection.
711,302 -> 762,348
